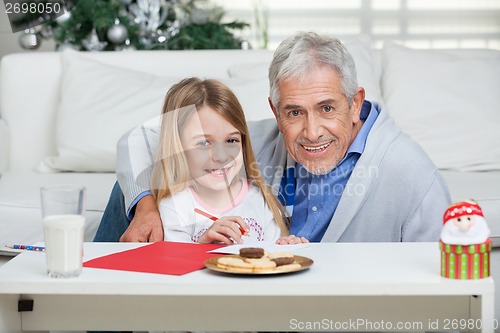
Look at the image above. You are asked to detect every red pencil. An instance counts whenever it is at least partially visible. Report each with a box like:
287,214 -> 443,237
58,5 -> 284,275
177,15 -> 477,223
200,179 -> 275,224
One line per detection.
193,208 -> 248,235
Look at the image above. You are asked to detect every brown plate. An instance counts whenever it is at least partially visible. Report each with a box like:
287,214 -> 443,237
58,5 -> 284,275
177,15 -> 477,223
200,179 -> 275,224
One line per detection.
204,254 -> 314,275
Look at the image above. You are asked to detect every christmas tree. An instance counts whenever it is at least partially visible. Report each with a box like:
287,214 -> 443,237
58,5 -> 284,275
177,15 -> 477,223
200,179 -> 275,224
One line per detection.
17,0 -> 248,51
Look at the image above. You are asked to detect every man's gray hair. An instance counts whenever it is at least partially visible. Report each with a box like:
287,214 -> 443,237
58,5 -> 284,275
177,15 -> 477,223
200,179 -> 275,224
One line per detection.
268,31 -> 358,108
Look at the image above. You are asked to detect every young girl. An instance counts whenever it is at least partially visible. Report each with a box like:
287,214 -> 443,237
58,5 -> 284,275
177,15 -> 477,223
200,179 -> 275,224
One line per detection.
151,77 -> 305,244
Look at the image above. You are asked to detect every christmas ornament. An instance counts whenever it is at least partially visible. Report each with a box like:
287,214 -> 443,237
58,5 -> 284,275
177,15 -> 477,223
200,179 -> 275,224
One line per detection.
38,25 -> 54,39
157,31 -> 167,44
107,19 -> 128,44
18,29 -> 41,50
165,20 -> 180,38
129,0 -> 168,32
240,40 -> 251,50
82,29 -> 107,51
121,39 -> 136,51
56,10 -> 71,24
439,200 -> 491,279
57,43 -> 78,51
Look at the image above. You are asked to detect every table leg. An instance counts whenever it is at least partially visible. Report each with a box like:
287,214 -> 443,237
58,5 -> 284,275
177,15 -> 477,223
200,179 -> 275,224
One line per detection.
0,294 -> 21,333
481,293 -> 495,333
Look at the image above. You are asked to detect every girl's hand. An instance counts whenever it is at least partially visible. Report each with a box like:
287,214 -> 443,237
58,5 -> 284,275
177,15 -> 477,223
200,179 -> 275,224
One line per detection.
198,216 -> 249,245
275,234 -> 309,245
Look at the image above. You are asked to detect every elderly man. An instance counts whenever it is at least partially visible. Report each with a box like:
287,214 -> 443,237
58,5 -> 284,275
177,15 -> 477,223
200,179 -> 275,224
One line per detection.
94,31 -> 451,243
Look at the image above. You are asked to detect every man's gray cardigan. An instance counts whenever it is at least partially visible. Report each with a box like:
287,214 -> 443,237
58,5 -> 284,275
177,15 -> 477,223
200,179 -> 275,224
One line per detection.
247,103 -> 451,242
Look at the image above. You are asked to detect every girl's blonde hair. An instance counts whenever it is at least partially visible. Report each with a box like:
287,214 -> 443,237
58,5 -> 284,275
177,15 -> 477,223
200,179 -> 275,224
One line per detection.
151,77 -> 289,235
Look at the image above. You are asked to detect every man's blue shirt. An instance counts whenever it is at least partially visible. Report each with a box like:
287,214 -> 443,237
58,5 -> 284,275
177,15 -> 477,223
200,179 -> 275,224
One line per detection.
282,100 -> 379,241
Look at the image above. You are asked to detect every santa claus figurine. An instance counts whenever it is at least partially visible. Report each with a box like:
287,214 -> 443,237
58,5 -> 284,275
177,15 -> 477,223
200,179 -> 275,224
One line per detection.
440,200 -> 492,279
441,200 -> 490,245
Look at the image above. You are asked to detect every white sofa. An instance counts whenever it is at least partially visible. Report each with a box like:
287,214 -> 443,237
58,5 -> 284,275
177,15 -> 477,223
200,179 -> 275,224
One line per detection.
1,36 -> 500,316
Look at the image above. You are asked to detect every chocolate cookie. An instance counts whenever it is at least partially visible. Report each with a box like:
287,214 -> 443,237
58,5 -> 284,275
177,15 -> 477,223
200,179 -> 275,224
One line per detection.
239,247 -> 265,258
271,257 -> 295,266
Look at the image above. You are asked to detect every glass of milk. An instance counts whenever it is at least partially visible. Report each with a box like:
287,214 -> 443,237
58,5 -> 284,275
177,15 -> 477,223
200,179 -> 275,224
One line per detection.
40,185 -> 86,278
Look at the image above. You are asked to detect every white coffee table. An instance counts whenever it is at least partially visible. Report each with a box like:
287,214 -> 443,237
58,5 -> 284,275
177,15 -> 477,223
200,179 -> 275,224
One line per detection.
0,242 -> 495,332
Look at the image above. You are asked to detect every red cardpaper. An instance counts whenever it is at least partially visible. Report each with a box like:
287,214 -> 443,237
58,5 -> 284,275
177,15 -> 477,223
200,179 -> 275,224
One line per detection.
83,241 -> 225,275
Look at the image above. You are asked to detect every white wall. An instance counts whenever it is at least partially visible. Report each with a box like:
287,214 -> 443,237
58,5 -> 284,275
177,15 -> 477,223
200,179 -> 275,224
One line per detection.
215,0 -> 500,50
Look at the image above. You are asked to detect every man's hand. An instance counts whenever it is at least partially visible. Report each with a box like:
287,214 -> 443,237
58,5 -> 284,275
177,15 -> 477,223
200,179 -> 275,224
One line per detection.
119,195 -> 163,242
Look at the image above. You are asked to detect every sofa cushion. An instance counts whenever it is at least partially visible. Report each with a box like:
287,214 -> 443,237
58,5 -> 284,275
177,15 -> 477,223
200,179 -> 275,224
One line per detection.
38,51 -> 179,172
0,171 -> 116,247
228,35 -> 384,104
381,42 -> 500,171
38,50 -> 272,173
221,76 -> 273,121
